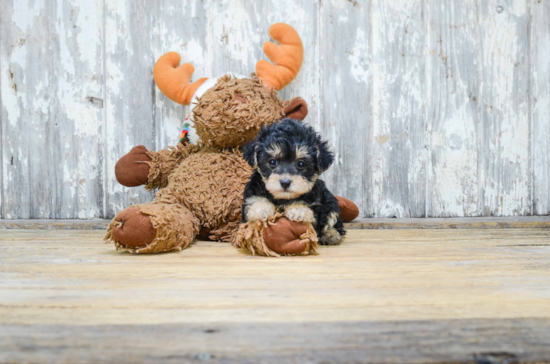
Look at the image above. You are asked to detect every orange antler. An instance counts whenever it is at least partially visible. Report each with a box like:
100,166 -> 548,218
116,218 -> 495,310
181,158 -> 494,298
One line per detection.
256,23 -> 303,91
153,52 -> 208,105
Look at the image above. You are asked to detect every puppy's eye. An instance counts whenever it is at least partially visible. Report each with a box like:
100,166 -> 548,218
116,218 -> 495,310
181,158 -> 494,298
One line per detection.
269,159 -> 278,167
296,160 -> 306,169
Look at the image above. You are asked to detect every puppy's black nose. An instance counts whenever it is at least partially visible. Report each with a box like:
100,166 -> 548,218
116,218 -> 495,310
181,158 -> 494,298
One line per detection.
280,179 -> 292,189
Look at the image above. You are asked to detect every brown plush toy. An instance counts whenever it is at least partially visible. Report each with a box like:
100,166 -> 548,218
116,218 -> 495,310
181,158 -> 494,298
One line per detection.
105,23 -> 359,255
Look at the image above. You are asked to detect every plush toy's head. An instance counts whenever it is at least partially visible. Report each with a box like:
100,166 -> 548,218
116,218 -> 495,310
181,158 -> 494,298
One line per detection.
153,23 -> 308,148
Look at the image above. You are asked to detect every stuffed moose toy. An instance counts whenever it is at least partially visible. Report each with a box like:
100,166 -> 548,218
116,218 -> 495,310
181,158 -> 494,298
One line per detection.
105,23 -> 359,255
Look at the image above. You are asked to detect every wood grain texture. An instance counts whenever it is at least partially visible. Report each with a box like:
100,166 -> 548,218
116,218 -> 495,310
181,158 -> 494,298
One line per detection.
371,0 -> 426,217
320,0 -> 371,218
532,0 -> 550,215
52,0 -> 105,219
426,0 -> 482,217
1,228 -> 550,362
480,0 -> 531,216
2,319 -> 550,363
1,0 -> 550,219
347,215 -> 550,229
0,1 -> 3,219
1,0 -> 57,219
1,229 -> 549,325
1,0 -> 105,219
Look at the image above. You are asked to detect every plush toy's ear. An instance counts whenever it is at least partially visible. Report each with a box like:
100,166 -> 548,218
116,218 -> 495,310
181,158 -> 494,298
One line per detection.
243,141 -> 258,168
256,23 -> 303,91
153,52 -> 208,105
317,140 -> 334,173
284,98 -> 308,121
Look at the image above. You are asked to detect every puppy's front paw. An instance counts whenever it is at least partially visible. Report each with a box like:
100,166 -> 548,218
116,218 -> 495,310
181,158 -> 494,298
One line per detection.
319,228 -> 342,245
284,203 -> 315,223
246,197 -> 276,221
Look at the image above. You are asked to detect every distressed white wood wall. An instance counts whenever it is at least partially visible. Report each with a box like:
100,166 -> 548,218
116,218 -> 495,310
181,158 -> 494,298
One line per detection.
1,0 -> 549,219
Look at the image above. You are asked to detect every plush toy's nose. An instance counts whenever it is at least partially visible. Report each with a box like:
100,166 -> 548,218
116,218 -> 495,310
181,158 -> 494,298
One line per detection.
280,179 -> 292,189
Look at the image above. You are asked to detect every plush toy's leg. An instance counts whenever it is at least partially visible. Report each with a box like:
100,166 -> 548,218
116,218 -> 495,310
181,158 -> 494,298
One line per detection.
232,214 -> 318,257
105,203 -> 199,254
335,196 -> 360,222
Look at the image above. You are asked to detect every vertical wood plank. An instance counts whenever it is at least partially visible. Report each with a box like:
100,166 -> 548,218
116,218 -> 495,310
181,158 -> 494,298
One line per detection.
51,0 -> 104,218
319,0 -> 371,218
426,0 -> 482,217
0,0 -> 56,218
531,0 -> 550,215
153,0 -> 210,149
479,0 -> 530,216
205,1 -> 261,79
0,6 -> 3,219
104,0 -> 157,218
0,0 -> 3,218
371,0 -> 426,217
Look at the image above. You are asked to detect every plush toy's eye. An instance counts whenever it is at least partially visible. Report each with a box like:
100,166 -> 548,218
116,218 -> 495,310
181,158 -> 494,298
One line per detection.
296,160 -> 305,169
269,159 -> 278,167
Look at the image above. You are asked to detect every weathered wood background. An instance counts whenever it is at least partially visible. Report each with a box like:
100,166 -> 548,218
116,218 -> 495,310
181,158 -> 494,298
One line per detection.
1,0 -> 549,219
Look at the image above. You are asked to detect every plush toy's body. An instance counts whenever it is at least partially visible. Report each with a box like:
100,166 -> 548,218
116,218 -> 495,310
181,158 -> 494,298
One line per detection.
105,144 -> 250,253
105,24 -> 359,255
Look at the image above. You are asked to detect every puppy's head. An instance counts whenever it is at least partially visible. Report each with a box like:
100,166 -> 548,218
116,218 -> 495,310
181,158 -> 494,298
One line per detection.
243,118 -> 334,199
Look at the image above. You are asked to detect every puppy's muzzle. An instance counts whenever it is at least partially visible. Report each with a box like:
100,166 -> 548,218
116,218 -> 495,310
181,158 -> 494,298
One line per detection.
266,173 -> 313,199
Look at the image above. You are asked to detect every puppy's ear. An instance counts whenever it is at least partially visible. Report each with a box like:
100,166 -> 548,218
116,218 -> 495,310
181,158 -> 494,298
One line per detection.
317,140 -> 334,172
243,140 -> 258,168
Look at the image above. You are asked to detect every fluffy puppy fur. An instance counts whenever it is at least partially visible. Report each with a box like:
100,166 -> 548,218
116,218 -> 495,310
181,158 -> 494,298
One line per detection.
242,118 -> 345,245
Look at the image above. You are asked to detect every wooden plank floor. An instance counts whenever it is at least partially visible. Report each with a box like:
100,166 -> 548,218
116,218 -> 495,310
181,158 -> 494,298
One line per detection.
1,228 -> 549,363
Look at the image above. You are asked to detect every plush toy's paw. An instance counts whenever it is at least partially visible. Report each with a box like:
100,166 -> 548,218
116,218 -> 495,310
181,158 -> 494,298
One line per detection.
335,196 -> 359,222
263,217 -> 310,254
115,145 -> 152,187
232,214 -> 317,257
110,206 -> 157,248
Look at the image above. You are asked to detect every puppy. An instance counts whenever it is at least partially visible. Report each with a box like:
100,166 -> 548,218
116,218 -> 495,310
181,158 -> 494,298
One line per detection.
242,118 -> 345,245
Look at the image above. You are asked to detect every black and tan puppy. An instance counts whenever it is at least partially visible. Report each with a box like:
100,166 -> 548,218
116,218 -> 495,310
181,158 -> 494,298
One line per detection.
242,118 -> 345,245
